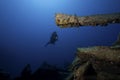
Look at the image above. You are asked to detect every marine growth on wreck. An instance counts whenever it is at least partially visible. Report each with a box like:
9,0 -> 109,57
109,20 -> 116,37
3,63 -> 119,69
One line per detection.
66,34 -> 120,80
55,13 -> 120,28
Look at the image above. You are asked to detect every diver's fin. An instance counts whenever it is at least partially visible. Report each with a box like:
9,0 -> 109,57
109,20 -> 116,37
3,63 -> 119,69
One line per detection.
44,42 -> 50,47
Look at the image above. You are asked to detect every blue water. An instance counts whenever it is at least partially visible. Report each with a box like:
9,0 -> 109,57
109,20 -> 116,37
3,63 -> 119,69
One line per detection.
0,0 -> 120,78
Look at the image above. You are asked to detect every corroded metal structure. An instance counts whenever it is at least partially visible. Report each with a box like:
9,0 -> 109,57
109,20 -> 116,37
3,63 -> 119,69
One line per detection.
55,13 -> 120,28
66,34 -> 120,80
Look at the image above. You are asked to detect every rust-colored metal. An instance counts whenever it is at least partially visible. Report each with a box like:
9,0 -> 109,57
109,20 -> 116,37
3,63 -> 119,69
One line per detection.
55,13 -> 120,28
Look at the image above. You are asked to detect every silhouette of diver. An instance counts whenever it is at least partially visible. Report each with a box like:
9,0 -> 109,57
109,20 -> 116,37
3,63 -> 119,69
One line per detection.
45,31 -> 58,47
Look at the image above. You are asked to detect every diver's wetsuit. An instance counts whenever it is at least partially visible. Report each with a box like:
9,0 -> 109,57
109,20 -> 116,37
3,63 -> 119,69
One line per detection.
45,32 -> 58,47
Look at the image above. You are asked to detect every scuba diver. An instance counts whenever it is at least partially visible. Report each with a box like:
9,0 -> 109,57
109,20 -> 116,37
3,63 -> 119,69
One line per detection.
45,31 -> 58,47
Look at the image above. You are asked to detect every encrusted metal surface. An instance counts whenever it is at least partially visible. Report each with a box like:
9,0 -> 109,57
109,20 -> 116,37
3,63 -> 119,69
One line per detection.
55,13 -> 120,28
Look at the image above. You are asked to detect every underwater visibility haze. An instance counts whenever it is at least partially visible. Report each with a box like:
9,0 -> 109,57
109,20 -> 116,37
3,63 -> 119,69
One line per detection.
0,0 -> 120,78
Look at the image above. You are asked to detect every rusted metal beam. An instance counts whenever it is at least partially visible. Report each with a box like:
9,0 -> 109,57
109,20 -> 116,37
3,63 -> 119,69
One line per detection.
55,13 -> 120,28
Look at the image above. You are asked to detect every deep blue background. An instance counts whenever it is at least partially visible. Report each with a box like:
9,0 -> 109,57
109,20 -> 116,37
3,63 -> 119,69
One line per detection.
0,0 -> 120,78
